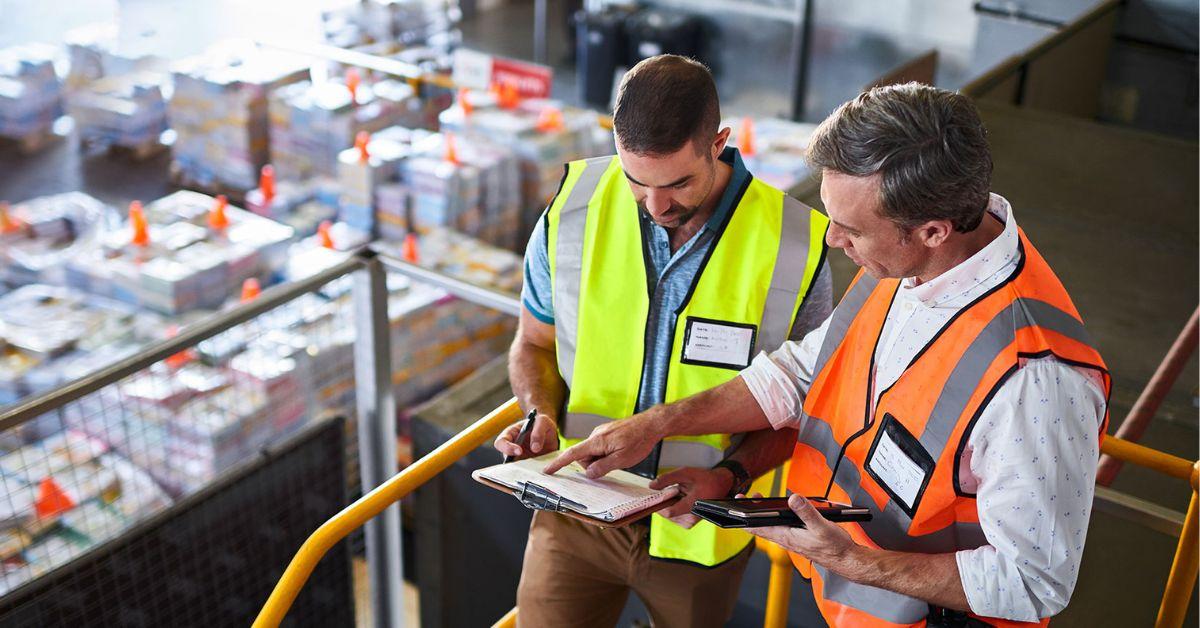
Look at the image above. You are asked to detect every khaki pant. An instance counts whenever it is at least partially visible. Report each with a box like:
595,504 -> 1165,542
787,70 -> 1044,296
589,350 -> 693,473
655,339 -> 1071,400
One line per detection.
516,511 -> 753,628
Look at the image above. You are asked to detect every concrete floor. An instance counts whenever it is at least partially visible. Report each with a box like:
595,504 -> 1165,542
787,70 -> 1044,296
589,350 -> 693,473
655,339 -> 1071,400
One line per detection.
0,0 -> 1196,625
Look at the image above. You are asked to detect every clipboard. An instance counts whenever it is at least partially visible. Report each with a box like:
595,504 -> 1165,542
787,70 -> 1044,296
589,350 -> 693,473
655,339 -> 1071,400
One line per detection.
473,474 -> 681,529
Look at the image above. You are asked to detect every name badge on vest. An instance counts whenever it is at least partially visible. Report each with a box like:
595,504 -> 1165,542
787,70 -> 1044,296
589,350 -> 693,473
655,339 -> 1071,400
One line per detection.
680,317 -> 757,370
864,414 -> 936,517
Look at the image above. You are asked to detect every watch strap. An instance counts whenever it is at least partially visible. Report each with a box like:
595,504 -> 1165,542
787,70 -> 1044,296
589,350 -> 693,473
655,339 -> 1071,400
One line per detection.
713,459 -> 751,497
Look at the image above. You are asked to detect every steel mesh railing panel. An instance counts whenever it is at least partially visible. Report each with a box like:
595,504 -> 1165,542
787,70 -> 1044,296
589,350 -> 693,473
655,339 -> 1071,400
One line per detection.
0,287 -> 360,618
0,416 -> 353,627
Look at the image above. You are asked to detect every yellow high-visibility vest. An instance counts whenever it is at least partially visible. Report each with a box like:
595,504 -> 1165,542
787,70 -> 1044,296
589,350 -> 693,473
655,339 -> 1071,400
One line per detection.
546,155 -> 829,566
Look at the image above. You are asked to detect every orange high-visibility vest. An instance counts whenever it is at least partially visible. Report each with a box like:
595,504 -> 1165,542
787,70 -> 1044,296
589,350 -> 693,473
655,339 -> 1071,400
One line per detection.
788,229 -> 1110,627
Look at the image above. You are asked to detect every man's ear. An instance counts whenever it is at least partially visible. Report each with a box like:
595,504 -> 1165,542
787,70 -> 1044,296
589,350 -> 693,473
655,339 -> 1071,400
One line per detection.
712,127 -> 731,158
917,220 -> 955,248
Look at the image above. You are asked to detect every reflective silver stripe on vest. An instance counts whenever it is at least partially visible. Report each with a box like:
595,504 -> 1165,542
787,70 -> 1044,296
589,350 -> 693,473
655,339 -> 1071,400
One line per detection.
814,563 -> 930,624
563,412 -> 725,469
755,196 -> 816,355
812,273 -> 879,380
553,157 -> 611,389
918,297 -> 1097,461
562,411 -> 611,438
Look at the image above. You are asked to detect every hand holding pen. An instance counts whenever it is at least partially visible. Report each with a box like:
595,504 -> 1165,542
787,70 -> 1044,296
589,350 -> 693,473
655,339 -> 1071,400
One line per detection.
495,408 -> 559,462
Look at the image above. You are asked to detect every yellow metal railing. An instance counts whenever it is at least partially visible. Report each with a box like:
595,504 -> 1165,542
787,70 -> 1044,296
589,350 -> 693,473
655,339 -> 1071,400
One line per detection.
492,607 -> 518,628
255,400 -> 1197,628
1099,435 -> 1200,628
253,398 -> 524,627
756,536 -> 795,628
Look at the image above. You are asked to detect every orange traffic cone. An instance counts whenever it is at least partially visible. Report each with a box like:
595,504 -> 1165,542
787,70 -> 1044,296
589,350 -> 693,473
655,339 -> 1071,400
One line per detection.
738,117 -> 757,157
346,67 -> 361,103
0,201 -> 19,234
402,232 -> 420,263
163,324 -> 195,369
259,165 -> 276,205
317,220 -> 336,249
35,478 -> 75,520
496,80 -> 520,110
535,106 -> 564,133
129,200 -> 150,247
444,133 -> 460,165
355,131 -> 371,162
458,88 -> 474,116
240,277 -> 261,302
208,194 -> 230,231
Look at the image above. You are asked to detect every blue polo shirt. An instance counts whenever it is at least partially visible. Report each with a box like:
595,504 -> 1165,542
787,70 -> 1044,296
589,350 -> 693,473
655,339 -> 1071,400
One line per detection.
521,146 -> 831,413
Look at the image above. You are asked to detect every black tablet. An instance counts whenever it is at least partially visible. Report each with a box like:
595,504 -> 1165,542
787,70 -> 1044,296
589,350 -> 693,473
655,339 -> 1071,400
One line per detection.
692,497 -> 872,528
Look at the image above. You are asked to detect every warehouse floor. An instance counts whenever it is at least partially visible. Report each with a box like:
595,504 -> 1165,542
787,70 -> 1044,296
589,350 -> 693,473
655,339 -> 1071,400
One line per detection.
0,1 -> 1196,626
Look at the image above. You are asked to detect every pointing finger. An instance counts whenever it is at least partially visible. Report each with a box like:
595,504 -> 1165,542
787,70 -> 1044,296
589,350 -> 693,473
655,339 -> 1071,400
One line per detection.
581,453 -> 623,479
543,441 -> 592,475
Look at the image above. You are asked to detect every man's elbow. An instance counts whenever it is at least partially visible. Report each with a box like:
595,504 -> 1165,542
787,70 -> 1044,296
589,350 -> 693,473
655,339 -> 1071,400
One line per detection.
1007,563 -> 1076,621
962,548 -> 1078,622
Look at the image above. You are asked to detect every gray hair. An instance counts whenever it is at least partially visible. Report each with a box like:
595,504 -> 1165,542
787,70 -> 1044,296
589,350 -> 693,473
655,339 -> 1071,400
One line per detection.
807,83 -> 992,233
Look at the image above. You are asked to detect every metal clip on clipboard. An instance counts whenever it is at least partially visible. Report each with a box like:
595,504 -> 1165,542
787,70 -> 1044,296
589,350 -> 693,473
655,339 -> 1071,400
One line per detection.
517,481 -> 585,513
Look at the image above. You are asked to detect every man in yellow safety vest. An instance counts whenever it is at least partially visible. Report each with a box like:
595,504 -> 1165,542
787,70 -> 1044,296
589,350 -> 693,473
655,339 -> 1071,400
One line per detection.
492,54 -> 832,627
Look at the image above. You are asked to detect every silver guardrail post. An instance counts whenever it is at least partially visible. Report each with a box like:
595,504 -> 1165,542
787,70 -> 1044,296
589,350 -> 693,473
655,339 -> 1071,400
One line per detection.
353,250 -> 404,628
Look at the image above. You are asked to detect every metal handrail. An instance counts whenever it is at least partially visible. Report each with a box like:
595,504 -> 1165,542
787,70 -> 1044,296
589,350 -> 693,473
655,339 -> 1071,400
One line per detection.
1098,307 -> 1199,485
1089,436 -> 1197,628
757,536 -> 795,628
492,607 -> 518,628
379,254 -> 522,316
1102,435 -> 1195,483
253,397 -> 525,627
0,253 -> 367,431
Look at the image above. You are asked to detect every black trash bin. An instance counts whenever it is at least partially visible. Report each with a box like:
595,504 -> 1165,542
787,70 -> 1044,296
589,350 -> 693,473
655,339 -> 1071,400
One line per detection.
624,9 -> 702,65
574,6 -> 637,109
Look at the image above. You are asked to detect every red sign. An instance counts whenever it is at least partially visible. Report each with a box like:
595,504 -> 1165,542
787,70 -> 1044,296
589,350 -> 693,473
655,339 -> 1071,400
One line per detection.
491,57 -> 553,99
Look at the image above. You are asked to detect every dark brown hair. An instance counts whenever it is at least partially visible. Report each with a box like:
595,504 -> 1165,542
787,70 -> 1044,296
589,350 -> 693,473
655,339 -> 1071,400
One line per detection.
612,55 -> 720,156
807,83 -> 993,232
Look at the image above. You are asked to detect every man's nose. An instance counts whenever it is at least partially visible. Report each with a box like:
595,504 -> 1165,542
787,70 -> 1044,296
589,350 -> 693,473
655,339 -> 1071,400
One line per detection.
826,223 -> 849,249
644,189 -> 672,214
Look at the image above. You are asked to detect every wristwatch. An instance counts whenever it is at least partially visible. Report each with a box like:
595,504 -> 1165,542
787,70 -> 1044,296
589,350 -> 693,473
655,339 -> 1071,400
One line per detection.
713,459 -> 752,497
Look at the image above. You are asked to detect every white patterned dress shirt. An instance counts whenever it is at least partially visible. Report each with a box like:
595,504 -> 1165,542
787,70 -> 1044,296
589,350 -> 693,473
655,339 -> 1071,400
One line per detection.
740,194 -> 1107,621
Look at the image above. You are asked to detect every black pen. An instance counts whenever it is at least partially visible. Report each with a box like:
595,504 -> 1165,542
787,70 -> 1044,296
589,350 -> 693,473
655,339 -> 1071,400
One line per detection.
503,408 -> 538,463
